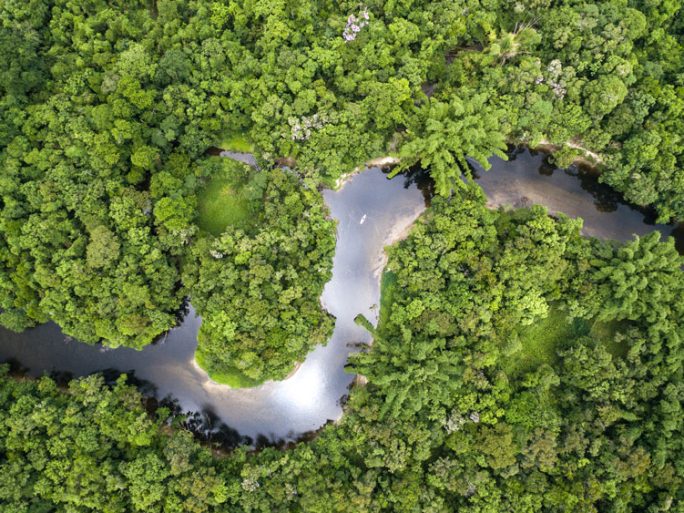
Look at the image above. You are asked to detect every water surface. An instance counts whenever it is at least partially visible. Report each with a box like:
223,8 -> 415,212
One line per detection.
474,149 -> 683,245
0,168 -> 426,442
1,151 -> 682,442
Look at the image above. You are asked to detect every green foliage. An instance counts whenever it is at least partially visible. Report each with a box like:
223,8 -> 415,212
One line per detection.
352,186 -> 585,423
583,231 -> 684,323
1,0 -> 683,358
0,1 -> 683,510
591,319 -> 626,358
0,366 -> 230,513
0,186 -> 682,512
392,94 -> 508,196
195,350 -> 262,388
505,307 -> 578,377
377,270 -> 397,330
184,168 -> 335,384
217,134 -> 254,153
348,186 -> 683,511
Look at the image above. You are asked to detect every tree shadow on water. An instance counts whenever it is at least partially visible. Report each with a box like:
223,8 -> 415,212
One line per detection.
99,368 -> 158,396
397,166 -> 434,205
2,357 -> 28,377
564,166 -> 621,213
252,421 -> 334,451
182,407 -> 251,449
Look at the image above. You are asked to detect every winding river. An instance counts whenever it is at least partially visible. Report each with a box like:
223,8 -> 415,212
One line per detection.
0,168 -> 426,444
0,149 -> 681,443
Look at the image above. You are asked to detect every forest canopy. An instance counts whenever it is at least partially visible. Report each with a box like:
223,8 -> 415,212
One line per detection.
1,0 -> 683,378
183,162 -> 335,384
1,187 -> 682,512
1,1 -> 683,510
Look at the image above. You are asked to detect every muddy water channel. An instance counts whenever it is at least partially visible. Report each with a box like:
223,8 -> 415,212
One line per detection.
0,150 -> 681,443
475,149 -> 683,248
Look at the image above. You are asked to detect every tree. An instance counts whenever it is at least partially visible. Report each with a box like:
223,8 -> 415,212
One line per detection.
391,95 -> 508,196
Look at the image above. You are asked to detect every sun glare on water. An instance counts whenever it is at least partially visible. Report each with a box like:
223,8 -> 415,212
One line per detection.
271,363 -> 328,413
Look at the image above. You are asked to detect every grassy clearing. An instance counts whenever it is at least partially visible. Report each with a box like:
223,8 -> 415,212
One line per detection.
506,307 -> 627,377
195,350 -> 263,388
506,307 -> 579,377
197,160 -> 261,236
378,270 -> 397,331
197,178 -> 252,236
217,132 -> 254,153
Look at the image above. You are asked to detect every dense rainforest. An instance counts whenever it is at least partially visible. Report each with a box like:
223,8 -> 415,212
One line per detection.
1,0 -> 684,511
1,188 -> 682,512
2,0 -> 684,378
183,160 -> 335,384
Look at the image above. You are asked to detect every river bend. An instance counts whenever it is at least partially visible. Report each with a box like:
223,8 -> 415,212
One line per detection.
0,150 -> 681,442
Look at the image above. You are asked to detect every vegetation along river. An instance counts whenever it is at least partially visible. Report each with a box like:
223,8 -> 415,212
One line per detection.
0,149 -> 681,443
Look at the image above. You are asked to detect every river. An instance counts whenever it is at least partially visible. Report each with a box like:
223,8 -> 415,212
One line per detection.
0,149 -> 681,444
475,148 -> 683,248
0,168 -> 426,444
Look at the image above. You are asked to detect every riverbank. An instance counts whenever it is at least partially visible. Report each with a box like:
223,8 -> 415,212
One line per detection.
333,155 -> 401,189
533,138 -> 603,169
2,154 -> 680,444
193,352 -> 263,388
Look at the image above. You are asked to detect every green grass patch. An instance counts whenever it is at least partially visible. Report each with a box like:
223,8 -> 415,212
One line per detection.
217,132 -> 254,153
506,307 -> 582,377
505,307 -> 628,377
378,270 -> 397,331
195,350 -> 263,388
197,160 -> 264,236
197,179 -> 252,236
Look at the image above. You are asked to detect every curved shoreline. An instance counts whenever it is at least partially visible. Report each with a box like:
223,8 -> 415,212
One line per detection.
1,153 -> 681,444
0,166 -> 428,442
